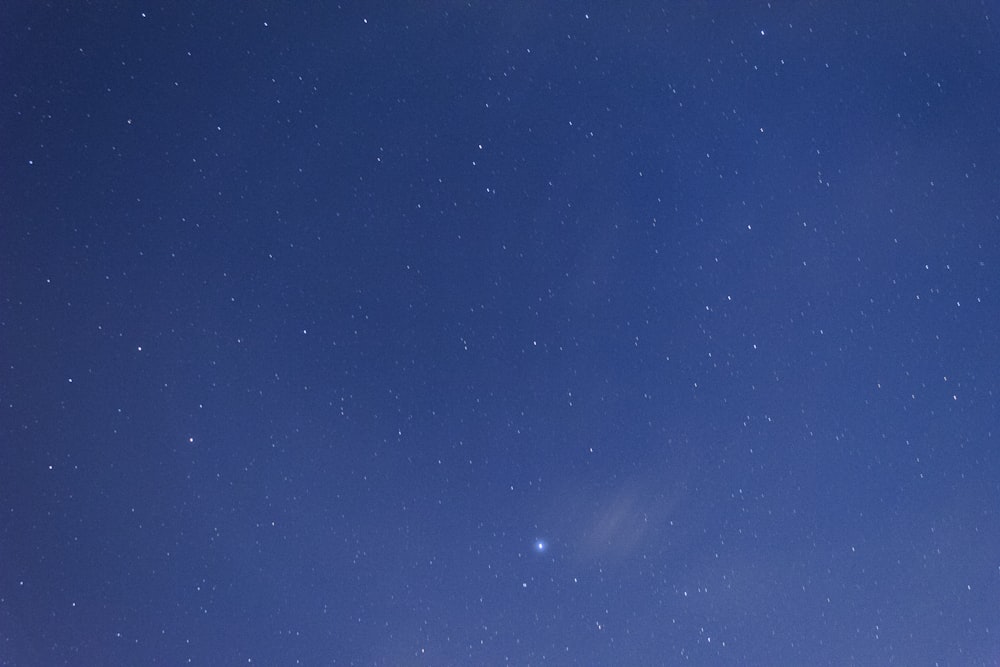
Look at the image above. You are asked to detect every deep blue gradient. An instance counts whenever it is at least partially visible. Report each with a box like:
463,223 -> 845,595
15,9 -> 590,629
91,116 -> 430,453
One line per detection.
3,3 -> 1000,665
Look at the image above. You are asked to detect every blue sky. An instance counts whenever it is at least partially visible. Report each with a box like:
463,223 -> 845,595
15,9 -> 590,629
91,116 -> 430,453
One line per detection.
2,2 -> 999,665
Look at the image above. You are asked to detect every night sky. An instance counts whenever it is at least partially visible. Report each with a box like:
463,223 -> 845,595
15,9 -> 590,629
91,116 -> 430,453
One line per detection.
3,3 -> 1000,665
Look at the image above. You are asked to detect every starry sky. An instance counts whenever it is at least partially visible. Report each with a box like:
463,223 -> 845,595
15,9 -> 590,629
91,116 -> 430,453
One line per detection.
2,3 -> 1000,665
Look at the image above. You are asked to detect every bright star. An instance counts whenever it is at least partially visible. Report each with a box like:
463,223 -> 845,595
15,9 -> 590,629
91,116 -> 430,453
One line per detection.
534,539 -> 548,553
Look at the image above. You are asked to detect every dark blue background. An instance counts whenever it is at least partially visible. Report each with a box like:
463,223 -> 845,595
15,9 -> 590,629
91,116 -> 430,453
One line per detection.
3,2 -> 999,664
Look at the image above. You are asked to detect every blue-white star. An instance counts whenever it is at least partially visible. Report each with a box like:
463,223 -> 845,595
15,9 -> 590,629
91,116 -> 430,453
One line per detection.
534,539 -> 548,553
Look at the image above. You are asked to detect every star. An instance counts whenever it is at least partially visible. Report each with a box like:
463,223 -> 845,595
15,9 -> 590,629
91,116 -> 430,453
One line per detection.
534,539 -> 548,554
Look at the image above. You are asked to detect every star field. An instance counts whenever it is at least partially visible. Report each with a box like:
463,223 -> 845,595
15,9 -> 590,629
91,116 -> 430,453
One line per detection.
2,2 -> 1000,665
